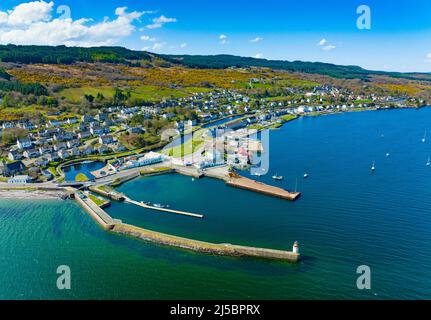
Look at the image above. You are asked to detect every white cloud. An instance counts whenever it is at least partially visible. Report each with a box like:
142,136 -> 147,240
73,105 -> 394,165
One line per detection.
317,38 -> 336,52
151,42 -> 166,51
0,1 -> 153,46
322,45 -> 336,51
250,37 -> 263,43
140,35 -> 156,42
219,34 -> 228,45
317,38 -> 327,46
146,15 -> 177,29
180,42 -> 187,48
425,53 -> 431,62
0,1 -> 53,26
254,53 -> 264,59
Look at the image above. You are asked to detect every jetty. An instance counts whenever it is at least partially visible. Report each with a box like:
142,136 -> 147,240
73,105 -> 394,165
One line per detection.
226,176 -> 300,201
73,191 -> 299,262
89,182 -> 203,218
123,196 -> 204,219
199,165 -> 301,201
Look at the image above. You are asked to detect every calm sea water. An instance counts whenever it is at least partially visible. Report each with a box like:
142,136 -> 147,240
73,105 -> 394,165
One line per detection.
1,108 -> 431,299
63,161 -> 105,181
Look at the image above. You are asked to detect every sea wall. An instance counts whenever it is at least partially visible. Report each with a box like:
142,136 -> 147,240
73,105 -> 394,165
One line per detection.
140,168 -> 175,177
112,223 -> 299,262
75,194 -> 116,230
110,172 -> 140,187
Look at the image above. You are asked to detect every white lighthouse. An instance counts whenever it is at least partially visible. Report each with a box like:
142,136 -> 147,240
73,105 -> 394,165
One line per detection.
292,241 -> 299,254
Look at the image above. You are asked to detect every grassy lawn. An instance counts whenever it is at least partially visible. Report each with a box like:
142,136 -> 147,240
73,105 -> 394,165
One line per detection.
88,193 -> 107,207
75,173 -> 89,182
280,114 -> 298,122
48,167 -> 58,177
163,129 -> 206,158
97,185 -> 113,193
60,86 -> 115,103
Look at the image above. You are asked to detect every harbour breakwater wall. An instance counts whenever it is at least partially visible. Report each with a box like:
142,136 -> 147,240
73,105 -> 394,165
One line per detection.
75,194 -> 118,230
112,223 -> 300,262
74,192 -> 299,262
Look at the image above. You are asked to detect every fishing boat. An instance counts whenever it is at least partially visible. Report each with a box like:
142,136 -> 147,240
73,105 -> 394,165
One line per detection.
427,157 -> 430,167
153,203 -> 167,209
386,153 -> 390,158
303,173 -> 309,179
272,174 -> 283,181
371,161 -> 376,172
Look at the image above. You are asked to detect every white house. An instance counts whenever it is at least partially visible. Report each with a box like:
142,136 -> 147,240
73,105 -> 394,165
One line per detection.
23,149 -> 40,159
8,175 -> 31,184
17,137 -> 32,149
99,135 -> 114,145
8,150 -> 23,161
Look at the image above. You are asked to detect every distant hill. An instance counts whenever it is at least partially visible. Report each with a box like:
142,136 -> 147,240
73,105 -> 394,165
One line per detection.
0,45 -> 430,82
160,54 -> 431,81
0,45 -> 152,65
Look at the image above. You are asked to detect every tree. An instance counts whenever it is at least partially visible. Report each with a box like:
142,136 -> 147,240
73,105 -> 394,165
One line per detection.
1,128 -> 28,146
113,88 -> 127,103
84,94 -> 95,103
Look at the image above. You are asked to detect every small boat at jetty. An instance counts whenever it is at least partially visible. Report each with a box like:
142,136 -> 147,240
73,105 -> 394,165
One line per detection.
154,203 -> 169,209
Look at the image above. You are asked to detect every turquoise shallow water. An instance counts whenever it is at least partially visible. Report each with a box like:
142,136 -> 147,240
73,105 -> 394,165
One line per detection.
1,108 -> 431,299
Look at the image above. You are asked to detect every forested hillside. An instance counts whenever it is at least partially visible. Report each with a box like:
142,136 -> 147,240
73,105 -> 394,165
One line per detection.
160,54 -> 431,81
0,45 -> 153,65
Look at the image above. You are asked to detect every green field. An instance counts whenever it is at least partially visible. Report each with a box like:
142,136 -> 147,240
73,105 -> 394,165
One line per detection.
60,85 -> 211,103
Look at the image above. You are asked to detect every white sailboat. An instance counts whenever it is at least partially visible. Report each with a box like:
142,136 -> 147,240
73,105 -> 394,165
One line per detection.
386,153 -> 390,158
426,157 -> 430,167
272,174 -> 283,181
422,130 -> 427,143
371,161 -> 376,172
303,173 -> 309,179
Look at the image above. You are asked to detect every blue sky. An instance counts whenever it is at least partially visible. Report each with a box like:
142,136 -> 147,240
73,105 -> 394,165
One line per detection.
1,0 -> 431,72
